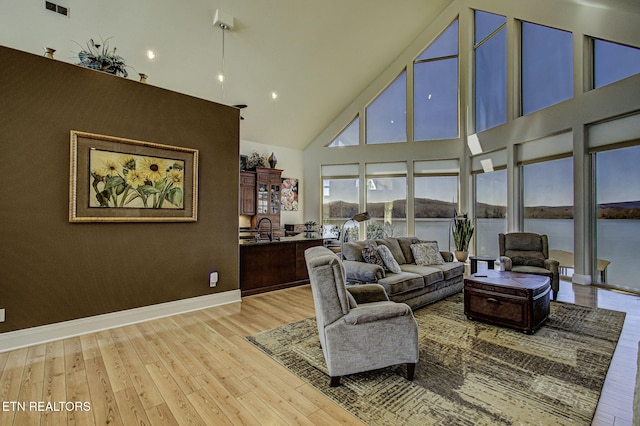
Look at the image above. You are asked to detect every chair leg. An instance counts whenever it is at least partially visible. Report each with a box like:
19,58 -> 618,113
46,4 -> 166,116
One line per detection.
406,363 -> 416,381
330,376 -> 341,387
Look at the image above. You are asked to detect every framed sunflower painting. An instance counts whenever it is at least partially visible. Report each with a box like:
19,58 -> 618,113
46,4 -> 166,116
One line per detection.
69,131 -> 199,222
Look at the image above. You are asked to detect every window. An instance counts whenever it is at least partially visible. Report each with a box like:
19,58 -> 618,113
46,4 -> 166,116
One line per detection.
594,145 -> 640,286
474,169 -> 507,257
414,160 -> 459,251
327,116 -> 359,147
414,19 -> 459,141
321,165 -> 360,237
593,38 -> 640,89
366,163 -> 407,237
475,11 -> 507,132
522,157 -> 574,253
521,22 -> 573,115
366,71 -> 407,144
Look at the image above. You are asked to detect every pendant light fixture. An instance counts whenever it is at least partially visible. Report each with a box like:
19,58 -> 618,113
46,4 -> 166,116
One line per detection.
213,9 -> 234,102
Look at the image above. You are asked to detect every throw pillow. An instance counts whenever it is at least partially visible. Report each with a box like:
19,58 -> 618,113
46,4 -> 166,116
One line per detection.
411,242 -> 445,266
377,245 -> 402,274
362,242 -> 385,269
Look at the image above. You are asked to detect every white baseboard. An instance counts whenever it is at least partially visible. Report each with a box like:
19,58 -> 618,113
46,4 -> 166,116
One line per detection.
0,290 -> 241,353
572,274 -> 592,285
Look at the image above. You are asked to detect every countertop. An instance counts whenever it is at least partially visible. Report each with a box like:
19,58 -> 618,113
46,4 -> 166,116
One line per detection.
239,232 -> 331,246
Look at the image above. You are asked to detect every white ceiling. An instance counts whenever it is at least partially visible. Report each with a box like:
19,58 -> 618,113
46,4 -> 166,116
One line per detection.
214,0 -> 453,149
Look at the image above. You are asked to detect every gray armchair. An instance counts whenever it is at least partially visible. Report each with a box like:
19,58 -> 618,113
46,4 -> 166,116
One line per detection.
499,232 -> 560,300
304,246 -> 419,387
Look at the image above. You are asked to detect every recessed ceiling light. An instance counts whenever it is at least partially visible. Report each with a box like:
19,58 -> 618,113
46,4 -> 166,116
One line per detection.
271,91 -> 278,100
147,50 -> 155,60
217,73 -> 225,83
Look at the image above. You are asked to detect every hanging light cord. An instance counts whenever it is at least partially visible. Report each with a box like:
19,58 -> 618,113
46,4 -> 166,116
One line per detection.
220,23 -> 228,102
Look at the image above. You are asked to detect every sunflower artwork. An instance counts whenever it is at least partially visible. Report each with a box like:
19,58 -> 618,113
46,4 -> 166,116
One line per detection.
89,150 -> 185,209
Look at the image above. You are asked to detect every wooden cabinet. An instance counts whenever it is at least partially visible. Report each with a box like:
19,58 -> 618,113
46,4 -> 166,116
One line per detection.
251,167 -> 282,234
239,171 -> 256,215
240,238 -> 324,296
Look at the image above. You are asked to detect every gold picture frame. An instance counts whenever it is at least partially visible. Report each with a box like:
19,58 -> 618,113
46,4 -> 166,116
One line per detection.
69,130 -> 199,222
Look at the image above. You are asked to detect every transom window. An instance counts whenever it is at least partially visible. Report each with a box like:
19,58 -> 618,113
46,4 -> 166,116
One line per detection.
474,10 -> 507,133
521,22 -> 573,115
414,19 -> 459,141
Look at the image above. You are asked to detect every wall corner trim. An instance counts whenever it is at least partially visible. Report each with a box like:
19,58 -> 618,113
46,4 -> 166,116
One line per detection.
0,290 -> 241,353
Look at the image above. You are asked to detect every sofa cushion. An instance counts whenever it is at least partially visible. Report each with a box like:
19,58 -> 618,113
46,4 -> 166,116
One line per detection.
399,264 -> 444,285
396,237 -> 421,264
361,241 -> 385,269
342,241 -> 368,262
505,250 -> 546,268
377,245 -> 402,273
375,238 -> 407,265
377,272 -> 425,296
411,242 -> 445,265
511,265 -> 552,276
428,262 -> 465,281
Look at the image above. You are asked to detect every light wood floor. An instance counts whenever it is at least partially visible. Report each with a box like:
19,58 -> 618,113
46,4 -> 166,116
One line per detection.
0,278 -> 638,425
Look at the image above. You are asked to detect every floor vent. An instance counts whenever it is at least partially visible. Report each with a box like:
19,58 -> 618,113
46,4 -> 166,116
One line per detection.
45,1 -> 70,17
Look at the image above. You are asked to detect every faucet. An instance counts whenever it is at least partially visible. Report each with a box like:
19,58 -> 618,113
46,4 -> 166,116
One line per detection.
256,217 -> 273,241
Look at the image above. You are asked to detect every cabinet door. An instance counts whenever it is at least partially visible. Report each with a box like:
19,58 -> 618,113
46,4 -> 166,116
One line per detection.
256,183 -> 268,214
240,184 -> 255,215
270,183 -> 280,215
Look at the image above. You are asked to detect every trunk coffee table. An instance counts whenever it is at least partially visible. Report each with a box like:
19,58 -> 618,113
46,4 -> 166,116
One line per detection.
464,271 -> 550,334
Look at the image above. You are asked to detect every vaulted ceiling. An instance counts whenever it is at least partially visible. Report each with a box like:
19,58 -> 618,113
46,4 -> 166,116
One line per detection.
216,0 -> 453,149
3,0 -> 640,151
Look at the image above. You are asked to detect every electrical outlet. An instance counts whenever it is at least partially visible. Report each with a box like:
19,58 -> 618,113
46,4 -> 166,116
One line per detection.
0,309 -> 5,322
209,272 -> 218,287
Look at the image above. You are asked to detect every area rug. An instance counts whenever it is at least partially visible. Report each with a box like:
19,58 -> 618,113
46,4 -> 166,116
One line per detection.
247,293 -> 626,425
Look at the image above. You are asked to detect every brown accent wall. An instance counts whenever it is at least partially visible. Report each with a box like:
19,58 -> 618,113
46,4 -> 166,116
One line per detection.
0,46 -> 240,332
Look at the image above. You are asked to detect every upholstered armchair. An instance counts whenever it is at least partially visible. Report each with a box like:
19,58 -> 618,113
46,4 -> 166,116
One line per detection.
499,233 -> 560,300
304,246 -> 419,387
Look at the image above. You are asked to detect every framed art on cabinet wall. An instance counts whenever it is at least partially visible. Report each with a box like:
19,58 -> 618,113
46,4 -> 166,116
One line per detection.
69,130 -> 199,222
281,177 -> 298,211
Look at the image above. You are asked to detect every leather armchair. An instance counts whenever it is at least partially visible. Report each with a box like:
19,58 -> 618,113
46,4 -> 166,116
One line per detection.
499,232 -> 560,300
304,246 -> 419,387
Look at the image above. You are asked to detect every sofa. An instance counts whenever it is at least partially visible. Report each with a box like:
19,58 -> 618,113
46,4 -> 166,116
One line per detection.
341,236 -> 464,310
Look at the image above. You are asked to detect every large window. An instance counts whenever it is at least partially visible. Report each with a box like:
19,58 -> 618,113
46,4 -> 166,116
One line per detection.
593,38 -> 640,89
321,165 -> 360,237
521,22 -> 573,115
366,71 -> 407,144
474,11 -> 506,133
366,163 -> 407,237
327,116 -> 359,147
475,169 -> 507,257
522,156 -> 574,253
414,160 -> 458,251
595,145 -> 640,287
414,19 -> 459,141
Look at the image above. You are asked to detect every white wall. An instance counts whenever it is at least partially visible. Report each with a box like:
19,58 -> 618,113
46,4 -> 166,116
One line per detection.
240,140 -> 305,226
0,0 -> 220,103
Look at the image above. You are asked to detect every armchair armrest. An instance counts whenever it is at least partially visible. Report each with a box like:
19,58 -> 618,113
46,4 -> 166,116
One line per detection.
343,302 -> 412,325
343,260 -> 385,283
440,251 -> 454,262
545,258 -> 560,273
500,256 -> 512,271
347,284 -> 389,304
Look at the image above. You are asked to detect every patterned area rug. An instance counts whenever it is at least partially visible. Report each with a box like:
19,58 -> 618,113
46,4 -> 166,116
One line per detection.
247,293 -> 626,425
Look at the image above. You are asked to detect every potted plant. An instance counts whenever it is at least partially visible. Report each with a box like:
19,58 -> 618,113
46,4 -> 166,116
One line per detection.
76,38 -> 129,78
452,213 -> 474,262
304,220 -> 317,232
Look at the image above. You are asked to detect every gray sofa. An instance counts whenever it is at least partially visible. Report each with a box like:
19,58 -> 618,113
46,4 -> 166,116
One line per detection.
342,237 -> 464,310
